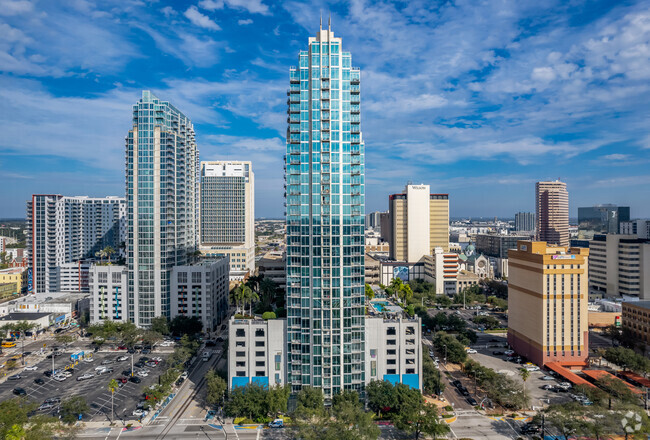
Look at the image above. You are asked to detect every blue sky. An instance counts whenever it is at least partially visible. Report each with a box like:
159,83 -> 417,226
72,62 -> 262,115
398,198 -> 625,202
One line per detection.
1,0 -> 650,219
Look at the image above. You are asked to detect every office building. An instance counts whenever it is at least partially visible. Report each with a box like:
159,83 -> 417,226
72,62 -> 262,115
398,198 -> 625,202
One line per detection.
284,26 -> 366,397
388,184 -> 450,262
589,234 -> 650,299
228,298 -> 422,391
515,212 -> 535,232
126,91 -> 199,327
89,265 -> 127,323
26,195 -> 125,294
578,204 -> 630,239
535,181 -> 569,247
170,258 -> 230,332
508,241 -> 589,366
257,251 -> 286,291
56,262 -> 91,293
621,220 -> 650,239
475,233 -> 531,278
622,301 -> 650,345
423,247 -> 459,295
200,161 -> 255,278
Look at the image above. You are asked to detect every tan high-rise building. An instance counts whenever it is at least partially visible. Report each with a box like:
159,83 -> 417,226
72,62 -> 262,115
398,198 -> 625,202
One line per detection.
507,241 -> 589,367
388,184 -> 449,262
535,181 -> 569,246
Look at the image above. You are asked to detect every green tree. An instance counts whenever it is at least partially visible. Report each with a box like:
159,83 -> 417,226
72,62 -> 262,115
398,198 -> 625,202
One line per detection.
433,331 -> 467,364
205,370 -> 227,407
55,333 -> 76,348
332,391 -> 380,440
258,278 -> 279,312
242,284 -> 258,316
5,321 -> 36,365
544,404 -> 587,440
103,246 -> 115,264
393,391 -> 449,440
366,380 -> 398,416
519,368 -> 530,408
295,386 -> 325,418
365,283 -> 375,300
0,398 -> 77,440
151,315 -> 169,336
169,315 -> 203,336
60,395 -> 89,424
262,311 -> 277,320
229,285 -> 245,314
422,351 -> 445,396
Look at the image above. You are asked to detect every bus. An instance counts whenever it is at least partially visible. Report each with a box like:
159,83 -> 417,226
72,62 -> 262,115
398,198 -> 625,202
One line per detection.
2,341 -> 17,348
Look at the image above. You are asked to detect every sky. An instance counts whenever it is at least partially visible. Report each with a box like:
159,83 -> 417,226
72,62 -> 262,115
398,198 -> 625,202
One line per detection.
1,0 -> 650,219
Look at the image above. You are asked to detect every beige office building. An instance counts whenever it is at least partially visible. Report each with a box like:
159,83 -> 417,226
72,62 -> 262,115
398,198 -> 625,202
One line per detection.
507,241 -> 589,366
535,181 -> 569,247
200,161 -> 255,278
589,234 -> 650,299
387,184 -> 449,262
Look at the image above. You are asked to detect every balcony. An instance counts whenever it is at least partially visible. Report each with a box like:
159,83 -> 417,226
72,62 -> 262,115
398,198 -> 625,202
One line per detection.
350,105 -> 360,113
321,112 -> 330,121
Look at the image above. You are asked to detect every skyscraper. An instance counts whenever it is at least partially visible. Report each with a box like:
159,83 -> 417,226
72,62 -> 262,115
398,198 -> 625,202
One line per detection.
515,212 -> 535,232
200,161 -> 255,277
125,91 -> 199,327
285,26 -> 366,397
388,184 -> 449,262
26,195 -> 125,294
535,181 -> 569,247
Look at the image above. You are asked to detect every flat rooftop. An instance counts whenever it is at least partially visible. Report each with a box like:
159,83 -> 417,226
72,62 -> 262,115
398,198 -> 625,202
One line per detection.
0,312 -> 51,321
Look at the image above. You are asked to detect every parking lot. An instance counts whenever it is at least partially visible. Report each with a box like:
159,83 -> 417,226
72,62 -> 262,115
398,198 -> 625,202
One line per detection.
0,347 -> 173,423
467,332 -> 572,408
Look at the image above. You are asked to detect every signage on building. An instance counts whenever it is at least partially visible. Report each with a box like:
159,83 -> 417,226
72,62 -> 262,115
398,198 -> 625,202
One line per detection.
551,255 -> 576,260
27,267 -> 33,294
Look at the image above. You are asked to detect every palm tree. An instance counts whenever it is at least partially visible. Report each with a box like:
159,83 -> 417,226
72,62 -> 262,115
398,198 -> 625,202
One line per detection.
103,246 -> 115,264
519,368 -> 531,408
108,379 -> 119,422
229,285 -> 245,314
259,278 -> 278,311
242,284 -> 258,317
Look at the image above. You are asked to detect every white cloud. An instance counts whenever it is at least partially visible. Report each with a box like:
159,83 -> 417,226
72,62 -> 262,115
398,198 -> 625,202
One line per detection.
184,6 -> 221,31
200,0 -> 269,15
161,6 -> 176,17
0,0 -> 33,15
238,18 -> 253,25
198,0 -> 224,10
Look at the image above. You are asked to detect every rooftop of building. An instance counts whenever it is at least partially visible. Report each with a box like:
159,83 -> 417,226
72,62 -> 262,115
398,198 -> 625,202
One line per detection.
3,291 -> 88,308
0,312 -> 51,321
623,301 -> 650,310
0,267 -> 26,275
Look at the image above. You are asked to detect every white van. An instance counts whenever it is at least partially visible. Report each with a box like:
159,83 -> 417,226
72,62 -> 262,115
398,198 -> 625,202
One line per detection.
202,350 -> 212,361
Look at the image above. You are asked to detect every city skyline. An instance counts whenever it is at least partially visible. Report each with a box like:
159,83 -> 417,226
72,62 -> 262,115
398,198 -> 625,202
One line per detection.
2,0 -> 650,218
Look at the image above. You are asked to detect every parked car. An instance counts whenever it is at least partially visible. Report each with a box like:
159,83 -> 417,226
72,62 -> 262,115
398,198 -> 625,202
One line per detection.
118,376 -> 128,383
141,348 -> 151,354
13,387 -> 27,396
492,351 -> 505,355
77,373 -> 94,381
466,349 -> 477,354
129,376 -> 142,384
524,366 -> 540,372
541,375 -> 555,381
466,397 -> 478,406
24,365 -> 38,371
38,402 -> 56,411
521,424 -> 541,434
8,374 -> 22,380
117,356 -> 129,362
504,350 -> 515,355
452,380 -> 462,388
134,361 -> 145,368
132,408 -> 147,417
117,345 -> 127,350
137,371 -> 149,377
102,360 -> 114,365
44,397 -> 61,405
542,384 -> 555,391
34,378 -> 45,385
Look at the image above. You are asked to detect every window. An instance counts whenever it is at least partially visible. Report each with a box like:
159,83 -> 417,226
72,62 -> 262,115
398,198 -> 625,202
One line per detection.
236,371 -> 246,377
387,369 -> 396,374
406,368 -> 415,374
387,349 -> 396,355
236,351 -> 245,358
387,339 -> 396,346
256,371 -> 265,377
236,329 -> 245,337
236,361 -> 245,367
405,326 -> 415,335
255,328 -> 265,337
387,359 -> 396,365
255,340 -> 265,347
406,338 -> 415,345
387,327 -> 396,335
236,341 -> 245,347
405,348 -> 415,355
256,351 -> 265,357
256,361 -> 265,367
406,358 -> 415,364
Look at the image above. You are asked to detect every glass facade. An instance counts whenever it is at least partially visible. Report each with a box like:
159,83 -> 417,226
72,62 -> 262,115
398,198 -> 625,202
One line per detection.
577,205 -> 630,239
285,29 -> 365,399
126,91 -> 199,327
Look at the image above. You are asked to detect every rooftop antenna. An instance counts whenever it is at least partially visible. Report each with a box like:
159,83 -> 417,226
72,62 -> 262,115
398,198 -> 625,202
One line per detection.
328,13 -> 331,31
320,12 -> 322,31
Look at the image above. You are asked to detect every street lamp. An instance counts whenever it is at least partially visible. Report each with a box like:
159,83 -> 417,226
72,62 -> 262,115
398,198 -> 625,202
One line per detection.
443,344 -> 447,366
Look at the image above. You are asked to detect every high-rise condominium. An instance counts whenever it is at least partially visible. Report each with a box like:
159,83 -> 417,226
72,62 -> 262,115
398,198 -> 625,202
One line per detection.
26,195 -> 125,294
285,26 -> 365,397
387,184 -> 449,262
535,181 -> 569,247
200,161 -> 255,276
125,91 -> 199,327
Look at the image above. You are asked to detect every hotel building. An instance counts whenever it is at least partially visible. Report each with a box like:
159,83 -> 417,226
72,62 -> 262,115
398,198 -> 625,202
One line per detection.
507,241 -> 589,366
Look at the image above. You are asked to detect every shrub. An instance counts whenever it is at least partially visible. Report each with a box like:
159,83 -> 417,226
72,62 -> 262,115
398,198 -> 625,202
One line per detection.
262,311 -> 277,320
234,314 -> 245,319
444,405 -> 454,412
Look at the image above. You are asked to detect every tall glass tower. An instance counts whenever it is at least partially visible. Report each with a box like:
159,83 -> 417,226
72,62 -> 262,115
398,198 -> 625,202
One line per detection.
126,91 -> 199,327
285,25 -> 365,399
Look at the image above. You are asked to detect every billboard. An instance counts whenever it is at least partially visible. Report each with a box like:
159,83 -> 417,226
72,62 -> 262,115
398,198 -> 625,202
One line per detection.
393,266 -> 409,281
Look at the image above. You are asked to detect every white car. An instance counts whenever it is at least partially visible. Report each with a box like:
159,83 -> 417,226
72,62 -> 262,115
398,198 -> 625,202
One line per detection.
24,365 -> 38,371
132,409 -> 147,417
137,370 -> 149,377
77,373 -> 94,381
117,356 -> 129,362
504,350 -> 515,355
83,357 -> 94,363
95,366 -> 108,371
61,371 -> 73,378
53,375 -> 67,382
524,366 -> 540,372
466,349 -> 477,354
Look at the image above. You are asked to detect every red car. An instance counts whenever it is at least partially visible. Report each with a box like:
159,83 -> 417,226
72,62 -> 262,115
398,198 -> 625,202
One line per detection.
117,345 -> 127,350
118,376 -> 128,383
